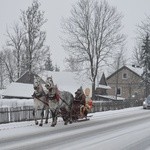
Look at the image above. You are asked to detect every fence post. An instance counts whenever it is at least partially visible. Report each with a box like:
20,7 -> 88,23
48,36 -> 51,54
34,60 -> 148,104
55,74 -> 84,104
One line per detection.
0,108 -> 9,124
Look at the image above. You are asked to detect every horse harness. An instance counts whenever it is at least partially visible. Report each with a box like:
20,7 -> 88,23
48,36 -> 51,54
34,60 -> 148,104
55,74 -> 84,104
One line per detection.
47,88 -> 60,101
32,90 -> 49,106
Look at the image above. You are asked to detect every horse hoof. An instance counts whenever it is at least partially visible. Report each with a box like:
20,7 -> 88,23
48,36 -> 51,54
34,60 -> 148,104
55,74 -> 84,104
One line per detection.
69,121 -> 72,124
39,124 -> 43,127
64,122 -> 68,125
51,124 -> 55,127
45,121 -> 48,124
35,122 -> 38,125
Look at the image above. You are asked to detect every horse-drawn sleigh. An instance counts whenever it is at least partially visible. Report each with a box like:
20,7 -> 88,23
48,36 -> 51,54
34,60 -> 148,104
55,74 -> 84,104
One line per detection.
32,76 -> 93,127
71,87 -> 93,122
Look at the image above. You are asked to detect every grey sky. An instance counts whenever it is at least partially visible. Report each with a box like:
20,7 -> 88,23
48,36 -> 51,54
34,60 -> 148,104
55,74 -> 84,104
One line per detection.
0,0 -> 150,70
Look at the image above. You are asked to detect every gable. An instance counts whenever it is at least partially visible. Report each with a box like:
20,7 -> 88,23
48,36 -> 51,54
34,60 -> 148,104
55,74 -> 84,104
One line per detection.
16,71 -> 45,84
107,66 -> 143,80
99,73 -> 107,86
97,72 -> 111,90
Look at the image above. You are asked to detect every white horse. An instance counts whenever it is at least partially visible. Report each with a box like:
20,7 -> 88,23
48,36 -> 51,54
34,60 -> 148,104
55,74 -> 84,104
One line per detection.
45,76 -> 74,127
32,76 -> 49,126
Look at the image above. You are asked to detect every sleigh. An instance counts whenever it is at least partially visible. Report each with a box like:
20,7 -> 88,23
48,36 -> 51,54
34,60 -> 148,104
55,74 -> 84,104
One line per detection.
71,99 -> 92,122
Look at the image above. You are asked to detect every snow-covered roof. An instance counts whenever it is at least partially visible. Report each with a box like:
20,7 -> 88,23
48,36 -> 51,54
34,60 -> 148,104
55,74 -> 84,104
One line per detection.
96,95 -> 125,101
2,82 -> 34,99
126,65 -> 143,76
98,84 -> 111,89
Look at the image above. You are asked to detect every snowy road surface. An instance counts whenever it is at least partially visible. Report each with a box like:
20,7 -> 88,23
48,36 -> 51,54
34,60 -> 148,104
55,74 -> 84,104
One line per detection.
0,107 -> 150,150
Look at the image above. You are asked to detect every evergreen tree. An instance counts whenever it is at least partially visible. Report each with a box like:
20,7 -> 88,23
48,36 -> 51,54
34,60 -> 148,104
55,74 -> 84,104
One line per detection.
141,33 -> 150,97
45,53 -> 54,71
54,64 -> 60,72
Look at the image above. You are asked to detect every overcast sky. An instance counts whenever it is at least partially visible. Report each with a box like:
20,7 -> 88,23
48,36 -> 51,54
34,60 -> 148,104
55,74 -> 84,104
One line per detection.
1,0 -> 150,71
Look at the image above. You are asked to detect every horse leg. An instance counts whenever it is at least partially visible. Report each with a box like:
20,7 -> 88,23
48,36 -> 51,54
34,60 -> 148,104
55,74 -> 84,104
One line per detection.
45,108 -> 49,124
33,108 -> 38,125
39,108 -> 44,126
64,108 -> 74,125
68,106 -> 73,124
51,110 -> 57,127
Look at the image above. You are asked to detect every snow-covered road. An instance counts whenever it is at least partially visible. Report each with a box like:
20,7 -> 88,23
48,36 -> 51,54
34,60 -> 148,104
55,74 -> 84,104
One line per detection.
0,107 -> 150,150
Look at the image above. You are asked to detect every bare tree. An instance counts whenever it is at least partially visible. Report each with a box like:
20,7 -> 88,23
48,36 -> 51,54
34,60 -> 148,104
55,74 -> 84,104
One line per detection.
20,0 -> 49,73
61,0 -> 125,97
108,46 -> 127,75
65,55 -> 81,72
1,48 -> 15,83
0,52 -> 7,89
5,23 -> 24,78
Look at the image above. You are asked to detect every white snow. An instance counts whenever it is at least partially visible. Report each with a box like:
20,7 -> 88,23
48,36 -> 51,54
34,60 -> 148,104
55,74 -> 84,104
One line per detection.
2,82 -> 34,99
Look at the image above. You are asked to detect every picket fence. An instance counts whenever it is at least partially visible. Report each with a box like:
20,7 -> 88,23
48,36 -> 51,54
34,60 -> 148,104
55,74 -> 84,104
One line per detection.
0,101 -> 143,124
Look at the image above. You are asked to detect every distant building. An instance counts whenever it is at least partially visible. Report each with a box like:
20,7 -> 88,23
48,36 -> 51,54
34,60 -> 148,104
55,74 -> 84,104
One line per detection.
106,65 -> 145,101
94,73 -> 124,102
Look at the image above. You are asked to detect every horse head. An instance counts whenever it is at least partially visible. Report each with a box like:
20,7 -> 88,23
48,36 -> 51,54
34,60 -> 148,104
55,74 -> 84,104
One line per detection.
33,76 -> 42,91
45,76 -> 54,90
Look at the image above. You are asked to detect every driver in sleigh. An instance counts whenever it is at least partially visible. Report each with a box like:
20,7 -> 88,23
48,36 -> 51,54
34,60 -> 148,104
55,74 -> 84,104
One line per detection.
75,87 -> 86,118
75,87 -> 93,118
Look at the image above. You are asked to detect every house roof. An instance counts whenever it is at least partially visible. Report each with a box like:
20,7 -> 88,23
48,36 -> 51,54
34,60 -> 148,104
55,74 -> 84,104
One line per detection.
95,94 -> 125,101
107,65 -> 143,80
16,71 -> 45,84
2,82 -> 34,99
98,72 -> 111,89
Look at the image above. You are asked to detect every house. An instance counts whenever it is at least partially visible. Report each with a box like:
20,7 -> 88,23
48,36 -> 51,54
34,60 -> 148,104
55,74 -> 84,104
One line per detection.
106,65 -> 145,101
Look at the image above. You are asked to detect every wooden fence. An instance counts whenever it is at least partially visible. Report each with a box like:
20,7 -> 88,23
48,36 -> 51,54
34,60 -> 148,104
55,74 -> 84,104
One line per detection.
0,100 -> 143,124
0,106 -> 42,124
91,100 -> 143,113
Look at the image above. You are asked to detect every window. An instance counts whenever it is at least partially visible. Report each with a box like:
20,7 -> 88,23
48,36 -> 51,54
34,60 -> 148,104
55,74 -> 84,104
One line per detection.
122,73 -> 128,79
116,87 -> 122,96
